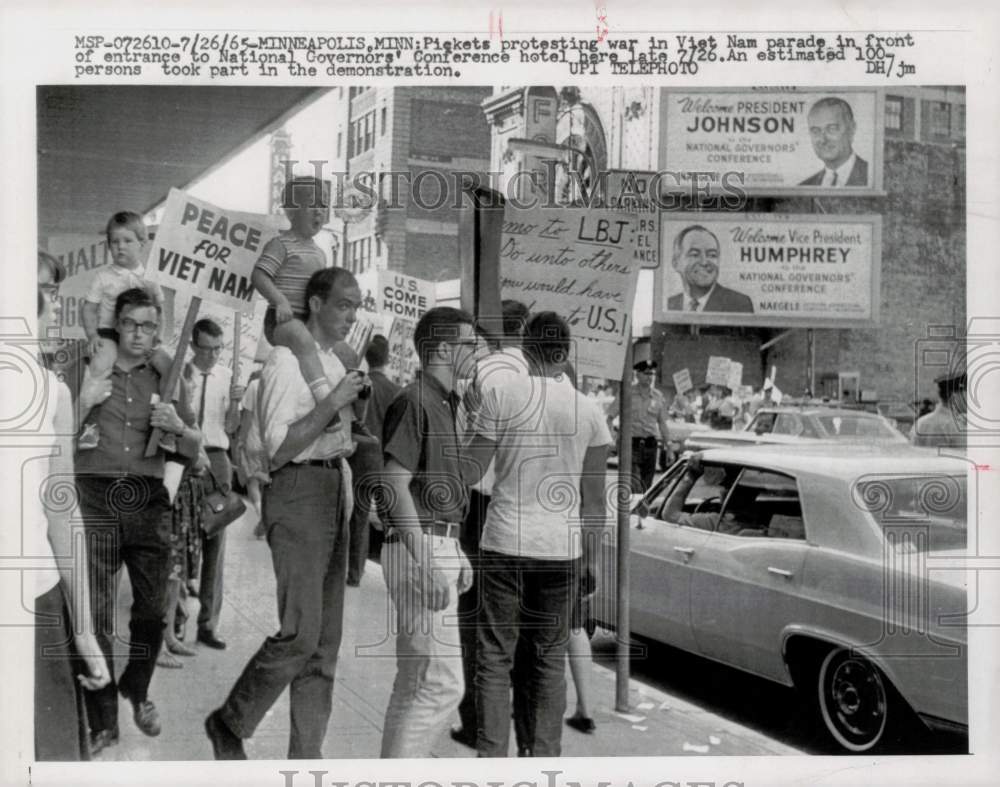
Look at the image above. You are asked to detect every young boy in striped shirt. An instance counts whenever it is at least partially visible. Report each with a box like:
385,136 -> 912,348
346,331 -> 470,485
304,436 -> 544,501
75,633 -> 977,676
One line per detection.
251,176 -> 375,441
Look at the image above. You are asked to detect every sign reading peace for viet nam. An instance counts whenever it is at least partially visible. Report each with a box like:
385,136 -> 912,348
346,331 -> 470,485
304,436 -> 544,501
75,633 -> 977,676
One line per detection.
654,213 -> 881,329
661,87 -> 883,196
500,207 -> 641,381
144,189 -> 277,311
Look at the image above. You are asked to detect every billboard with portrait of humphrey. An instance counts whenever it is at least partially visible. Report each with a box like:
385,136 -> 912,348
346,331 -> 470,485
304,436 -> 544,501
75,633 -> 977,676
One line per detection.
654,213 -> 882,328
660,87 -> 884,196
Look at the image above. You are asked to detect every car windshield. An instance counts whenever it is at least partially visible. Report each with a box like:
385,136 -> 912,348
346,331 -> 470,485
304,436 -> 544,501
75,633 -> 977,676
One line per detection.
815,414 -> 902,440
857,474 -> 967,552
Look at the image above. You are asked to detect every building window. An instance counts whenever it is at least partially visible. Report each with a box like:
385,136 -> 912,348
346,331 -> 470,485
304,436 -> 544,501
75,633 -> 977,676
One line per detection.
336,131 -> 342,158
381,106 -> 388,135
376,236 -> 382,257
349,110 -> 377,157
347,237 -> 373,274
956,104 -> 966,139
930,101 -> 951,137
885,96 -> 903,131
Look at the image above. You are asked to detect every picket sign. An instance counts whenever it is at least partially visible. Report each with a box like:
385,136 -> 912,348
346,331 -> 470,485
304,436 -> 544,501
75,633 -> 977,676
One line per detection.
145,296 -> 202,457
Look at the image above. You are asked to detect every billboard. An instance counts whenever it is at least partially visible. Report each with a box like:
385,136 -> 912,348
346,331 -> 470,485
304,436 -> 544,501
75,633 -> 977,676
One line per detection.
654,213 -> 882,328
660,87 -> 884,196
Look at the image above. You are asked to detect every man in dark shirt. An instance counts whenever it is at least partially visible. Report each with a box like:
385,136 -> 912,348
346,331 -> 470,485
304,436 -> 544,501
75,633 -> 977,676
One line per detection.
346,334 -> 401,585
378,306 -> 486,757
74,287 -> 201,754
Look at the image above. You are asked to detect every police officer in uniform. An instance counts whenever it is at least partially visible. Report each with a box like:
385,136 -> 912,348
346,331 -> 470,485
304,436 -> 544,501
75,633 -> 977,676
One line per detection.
911,366 -> 967,449
626,360 -> 670,492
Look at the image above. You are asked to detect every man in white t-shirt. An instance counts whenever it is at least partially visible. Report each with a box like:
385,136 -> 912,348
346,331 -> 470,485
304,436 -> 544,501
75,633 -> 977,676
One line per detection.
467,312 -> 611,757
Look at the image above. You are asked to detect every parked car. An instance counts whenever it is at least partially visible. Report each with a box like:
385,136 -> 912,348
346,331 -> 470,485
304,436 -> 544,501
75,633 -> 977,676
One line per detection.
685,406 -> 909,451
591,444 -> 968,752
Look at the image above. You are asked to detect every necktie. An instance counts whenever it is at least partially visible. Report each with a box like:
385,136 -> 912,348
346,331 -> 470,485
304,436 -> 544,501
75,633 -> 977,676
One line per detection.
689,297 -> 700,311
198,372 -> 209,428
829,171 -> 838,186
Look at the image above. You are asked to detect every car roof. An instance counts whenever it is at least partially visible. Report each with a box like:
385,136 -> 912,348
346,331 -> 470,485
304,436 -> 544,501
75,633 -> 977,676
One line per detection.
697,443 -> 967,480
753,407 -> 886,418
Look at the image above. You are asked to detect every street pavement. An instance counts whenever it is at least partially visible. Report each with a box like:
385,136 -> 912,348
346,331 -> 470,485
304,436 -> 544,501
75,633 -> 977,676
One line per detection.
96,504 -> 799,761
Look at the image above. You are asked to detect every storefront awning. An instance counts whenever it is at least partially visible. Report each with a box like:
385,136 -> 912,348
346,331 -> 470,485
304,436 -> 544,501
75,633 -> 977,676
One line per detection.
37,85 -> 323,239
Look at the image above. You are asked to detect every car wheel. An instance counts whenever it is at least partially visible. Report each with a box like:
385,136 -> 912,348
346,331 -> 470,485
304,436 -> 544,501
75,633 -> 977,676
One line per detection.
817,647 -> 889,752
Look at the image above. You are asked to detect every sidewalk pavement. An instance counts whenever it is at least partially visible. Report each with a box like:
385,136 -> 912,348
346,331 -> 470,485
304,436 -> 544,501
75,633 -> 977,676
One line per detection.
98,506 -> 798,761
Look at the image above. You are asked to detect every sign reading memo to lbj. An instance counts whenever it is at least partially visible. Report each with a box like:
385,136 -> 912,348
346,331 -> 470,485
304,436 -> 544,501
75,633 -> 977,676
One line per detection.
500,207 -> 641,381
654,213 -> 881,329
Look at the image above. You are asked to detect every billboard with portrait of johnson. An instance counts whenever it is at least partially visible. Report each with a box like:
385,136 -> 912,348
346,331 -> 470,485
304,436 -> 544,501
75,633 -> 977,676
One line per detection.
660,87 -> 884,196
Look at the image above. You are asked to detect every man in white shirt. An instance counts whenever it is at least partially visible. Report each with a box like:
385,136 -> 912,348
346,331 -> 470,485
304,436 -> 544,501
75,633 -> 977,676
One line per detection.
467,312 -> 611,757
182,318 -> 245,650
205,268 -> 365,760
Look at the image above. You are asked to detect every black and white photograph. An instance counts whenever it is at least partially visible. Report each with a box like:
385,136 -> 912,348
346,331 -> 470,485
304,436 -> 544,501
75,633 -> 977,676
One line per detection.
2,4 -> 998,787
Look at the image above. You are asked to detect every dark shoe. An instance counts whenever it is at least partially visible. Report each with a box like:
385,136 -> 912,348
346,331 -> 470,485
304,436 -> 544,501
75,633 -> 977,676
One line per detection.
197,629 -> 227,650
346,577 -> 361,587
566,715 -> 596,734
89,725 -> 119,756
205,709 -> 247,760
119,684 -> 161,737
450,726 -> 476,748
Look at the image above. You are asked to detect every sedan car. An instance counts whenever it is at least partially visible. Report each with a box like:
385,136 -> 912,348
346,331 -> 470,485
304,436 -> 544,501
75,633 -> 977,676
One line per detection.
684,406 -> 909,451
591,444 -> 968,752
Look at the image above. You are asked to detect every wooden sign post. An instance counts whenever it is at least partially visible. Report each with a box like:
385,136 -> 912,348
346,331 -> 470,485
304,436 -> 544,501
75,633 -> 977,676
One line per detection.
145,296 -> 201,457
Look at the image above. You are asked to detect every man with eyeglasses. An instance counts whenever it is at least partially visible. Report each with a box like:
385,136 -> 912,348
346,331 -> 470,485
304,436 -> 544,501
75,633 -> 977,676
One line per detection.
179,318 -> 245,651
378,306 -> 485,758
74,287 -> 201,754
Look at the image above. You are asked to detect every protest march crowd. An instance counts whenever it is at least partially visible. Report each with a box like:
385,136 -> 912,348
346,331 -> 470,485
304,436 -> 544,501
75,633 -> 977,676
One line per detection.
31,177 -> 615,762
28,169 -> 968,762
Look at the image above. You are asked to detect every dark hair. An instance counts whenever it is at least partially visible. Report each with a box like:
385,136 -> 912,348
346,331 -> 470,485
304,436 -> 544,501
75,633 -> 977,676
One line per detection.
105,211 -> 148,244
808,96 -> 855,127
38,250 -> 66,283
303,267 -> 358,319
522,311 -> 570,367
282,176 -> 329,210
192,318 -> 223,345
672,224 -> 719,260
413,306 -> 475,365
501,299 -> 530,339
365,334 -> 390,368
114,287 -> 160,322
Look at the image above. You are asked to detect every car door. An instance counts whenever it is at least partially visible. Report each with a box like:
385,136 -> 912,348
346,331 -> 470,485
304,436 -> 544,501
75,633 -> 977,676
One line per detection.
688,467 -> 810,682
625,461 -> 709,653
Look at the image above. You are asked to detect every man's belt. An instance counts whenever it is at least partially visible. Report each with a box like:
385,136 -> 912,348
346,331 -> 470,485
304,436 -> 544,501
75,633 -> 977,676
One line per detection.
384,521 -> 461,543
205,446 -> 227,454
289,457 -> 342,469
632,435 -> 658,446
